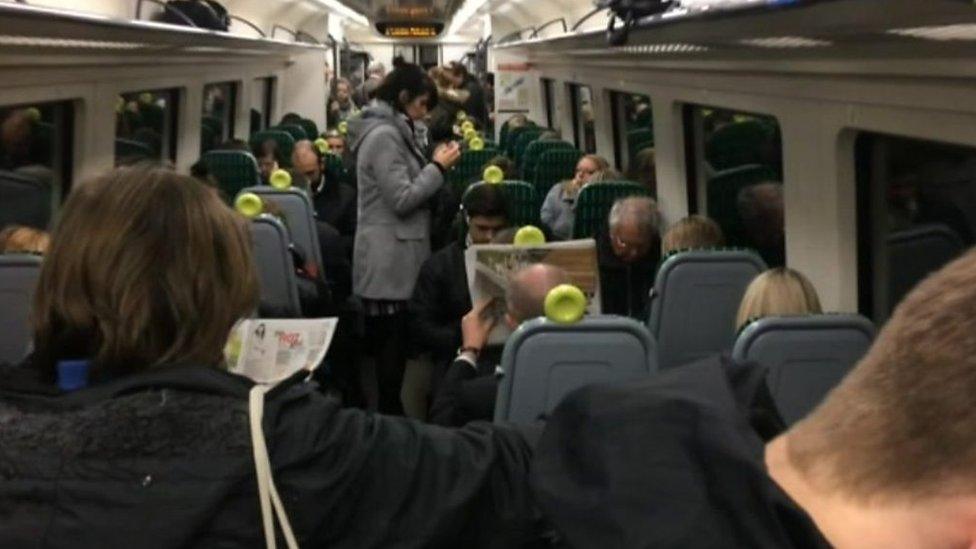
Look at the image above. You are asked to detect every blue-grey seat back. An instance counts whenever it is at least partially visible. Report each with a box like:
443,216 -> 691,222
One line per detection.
0,254 -> 42,364
242,187 -> 323,272
0,170 -> 51,230
495,315 -> 657,425
732,314 -> 875,425
648,249 -> 766,370
887,223 -> 964,310
250,215 -> 301,318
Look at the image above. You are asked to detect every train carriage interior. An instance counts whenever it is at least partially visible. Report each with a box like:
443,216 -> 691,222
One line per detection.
5,0 -> 976,546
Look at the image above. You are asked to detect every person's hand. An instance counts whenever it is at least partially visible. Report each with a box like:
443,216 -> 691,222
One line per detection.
461,298 -> 499,352
433,141 -> 462,169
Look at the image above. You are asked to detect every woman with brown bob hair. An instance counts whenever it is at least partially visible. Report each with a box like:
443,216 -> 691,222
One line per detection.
0,166 -> 537,547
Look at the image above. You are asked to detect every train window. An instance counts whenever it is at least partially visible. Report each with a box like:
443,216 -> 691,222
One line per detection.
417,45 -> 439,70
115,89 -> 178,166
855,133 -> 976,322
251,77 -> 275,134
201,82 -> 236,154
0,101 -> 73,229
541,78 -> 556,129
683,105 -> 784,266
568,84 -> 595,153
610,92 -> 653,172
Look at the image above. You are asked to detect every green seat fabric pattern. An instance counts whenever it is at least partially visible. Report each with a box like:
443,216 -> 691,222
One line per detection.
521,140 -> 574,181
249,130 -> 296,168
298,118 -> 319,141
202,150 -> 262,202
706,164 -> 778,247
459,181 -> 540,240
449,148 -> 500,197
511,129 -> 545,167
274,124 -> 308,142
532,148 -> 583,196
572,181 -> 650,239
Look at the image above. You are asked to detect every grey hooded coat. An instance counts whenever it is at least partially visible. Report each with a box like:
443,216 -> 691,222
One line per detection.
348,101 -> 445,301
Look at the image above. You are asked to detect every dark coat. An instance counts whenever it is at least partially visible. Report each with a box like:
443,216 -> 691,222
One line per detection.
532,355 -> 829,548
408,241 -> 471,366
461,77 -> 489,128
596,230 -> 659,320
312,175 -> 357,256
0,364 -> 541,548
428,347 -> 503,427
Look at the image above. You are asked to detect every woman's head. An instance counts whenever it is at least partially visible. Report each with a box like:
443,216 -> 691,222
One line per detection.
661,215 -> 724,256
735,267 -> 822,329
252,139 -> 281,181
573,154 -> 610,187
627,147 -> 657,195
447,62 -> 470,86
374,57 -> 439,121
0,225 -> 50,254
32,166 -> 258,381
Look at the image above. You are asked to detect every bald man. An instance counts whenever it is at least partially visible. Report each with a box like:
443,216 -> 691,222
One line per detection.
293,140 -> 357,253
429,263 -> 570,427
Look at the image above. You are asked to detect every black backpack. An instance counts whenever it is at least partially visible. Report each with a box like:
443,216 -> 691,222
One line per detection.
160,0 -> 230,31
598,0 -> 674,46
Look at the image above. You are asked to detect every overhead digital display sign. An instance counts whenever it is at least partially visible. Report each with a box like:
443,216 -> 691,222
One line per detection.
376,22 -> 444,38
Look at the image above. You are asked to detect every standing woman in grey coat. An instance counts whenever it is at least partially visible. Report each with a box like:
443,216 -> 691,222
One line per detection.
348,58 -> 462,415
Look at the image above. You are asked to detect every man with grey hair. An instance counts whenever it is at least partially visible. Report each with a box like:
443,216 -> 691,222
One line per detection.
429,263 -> 570,427
357,62 -> 387,106
598,195 -> 661,319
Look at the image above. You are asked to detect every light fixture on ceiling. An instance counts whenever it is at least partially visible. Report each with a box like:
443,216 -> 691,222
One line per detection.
448,0 -> 490,36
310,0 -> 369,28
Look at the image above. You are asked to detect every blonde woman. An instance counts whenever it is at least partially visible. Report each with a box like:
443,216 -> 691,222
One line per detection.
735,267 -> 823,330
661,214 -> 725,256
540,154 -> 610,240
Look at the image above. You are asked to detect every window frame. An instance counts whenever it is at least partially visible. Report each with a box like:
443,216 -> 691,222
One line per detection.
0,100 -> 75,212
541,78 -> 556,129
115,87 -> 180,165
202,81 -> 238,152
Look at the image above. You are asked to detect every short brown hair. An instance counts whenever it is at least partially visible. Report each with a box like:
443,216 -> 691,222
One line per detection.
32,166 -> 258,381
788,248 -> 976,501
661,214 -> 724,256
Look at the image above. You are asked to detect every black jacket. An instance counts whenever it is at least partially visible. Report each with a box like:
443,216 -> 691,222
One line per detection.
596,230 -> 659,320
0,364 -> 541,548
316,220 -> 352,306
429,346 -> 503,427
312,176 -> 357,255
532,355 -> 829,548
461,77 -> 489,129
408,241 -> 471,367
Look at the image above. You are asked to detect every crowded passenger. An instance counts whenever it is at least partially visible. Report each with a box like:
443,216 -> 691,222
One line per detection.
535,246 -> 976,547
660,214 -> 725,255
447,62 -> 489,128
0,165 -> 540,546
0,225 -> 49,254
321,128 -> 347,157
540,154 -> 610,240
292,140 -> 357,252
357,61 -> 386,106
251,139 -> 283,185
482,155 -> 517,181
736,267 -> 823,330
328,77 -> 359,126
626,147 -> 658,196
738,181 -> 786,266
347,57 -> 461,415
409,184 -> 509,389
596,197 -> 661,319
429,263 -> 570,427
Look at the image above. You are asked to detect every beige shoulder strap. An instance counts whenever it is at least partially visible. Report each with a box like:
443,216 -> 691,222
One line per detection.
249,385 -> 299,549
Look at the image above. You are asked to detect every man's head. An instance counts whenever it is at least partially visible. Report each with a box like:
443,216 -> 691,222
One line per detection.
292,140 -> 323,187
323,130 -> 346,156
335,78 -> 352,105
463,184 -> 509,244
504,264 -> 570,329
608,196 -> 659,263
768,248 -> 976,547
737,182 -> 784,250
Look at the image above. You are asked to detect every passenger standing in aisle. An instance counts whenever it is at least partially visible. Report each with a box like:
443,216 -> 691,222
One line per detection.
348,58 -> 462,415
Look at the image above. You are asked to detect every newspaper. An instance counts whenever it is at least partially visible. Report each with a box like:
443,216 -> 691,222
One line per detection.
224,318 -> 338,384
465,239 -> 601,344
